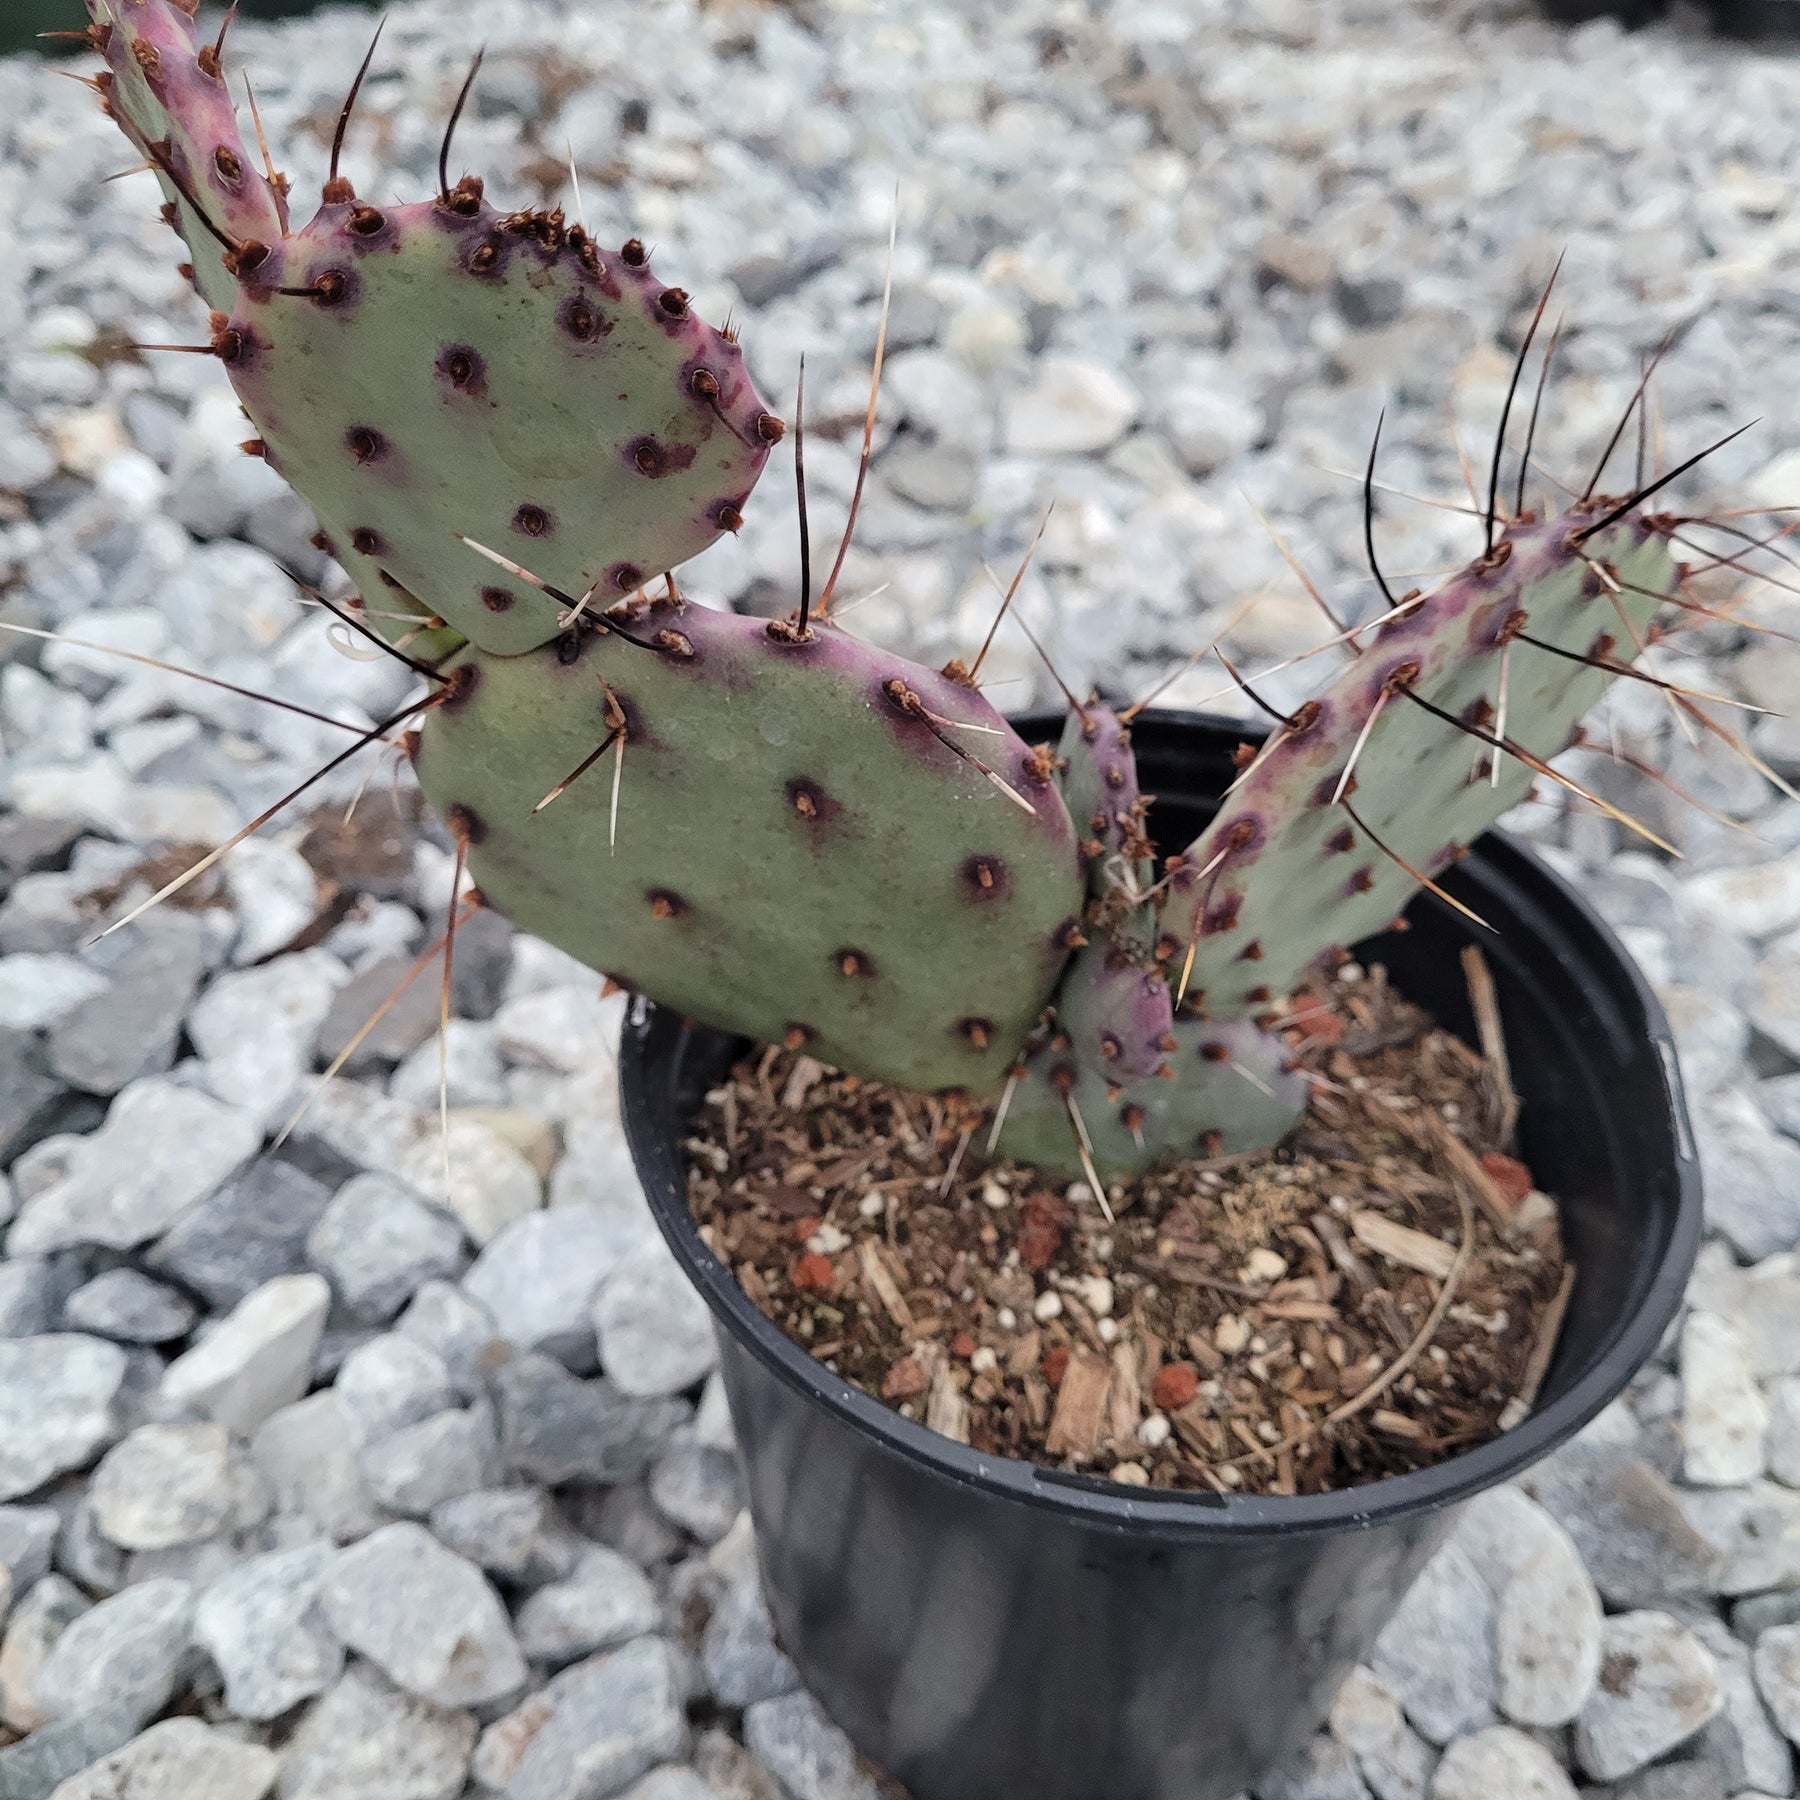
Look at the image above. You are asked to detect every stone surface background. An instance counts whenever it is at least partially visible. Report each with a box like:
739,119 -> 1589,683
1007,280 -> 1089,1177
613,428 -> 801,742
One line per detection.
4,1 -> 1800,1797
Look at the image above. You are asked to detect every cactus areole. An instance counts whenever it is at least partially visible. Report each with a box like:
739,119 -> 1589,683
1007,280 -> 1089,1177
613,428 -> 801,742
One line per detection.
90,0 -> 1703,1188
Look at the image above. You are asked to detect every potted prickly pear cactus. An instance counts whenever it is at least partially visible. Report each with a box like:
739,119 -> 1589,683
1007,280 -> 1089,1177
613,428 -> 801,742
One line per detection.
78,4 -> 1713,1797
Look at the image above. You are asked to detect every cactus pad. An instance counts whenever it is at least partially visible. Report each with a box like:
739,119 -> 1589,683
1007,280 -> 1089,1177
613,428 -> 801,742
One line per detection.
412,607 -> 1084,1092
1162,508 -> 1677,1023
87,0 -> 776,660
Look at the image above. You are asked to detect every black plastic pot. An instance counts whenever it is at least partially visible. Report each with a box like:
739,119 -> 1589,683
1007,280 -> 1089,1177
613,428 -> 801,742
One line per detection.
624,710 -> 1702,1800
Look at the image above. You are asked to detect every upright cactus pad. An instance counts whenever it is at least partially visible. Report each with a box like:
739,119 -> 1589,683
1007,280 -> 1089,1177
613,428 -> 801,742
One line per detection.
85,0 -> 777,659
1163,510 -> 1677,1021
412,606 -> 1084,1093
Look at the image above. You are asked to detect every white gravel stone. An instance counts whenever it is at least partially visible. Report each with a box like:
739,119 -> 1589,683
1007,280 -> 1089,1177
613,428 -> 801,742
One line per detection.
159,1274 -> 330,1434
307,1175 -> 467,1324
464,1205 -> 652,1365
193,1542 -> 345,1723
515,1545 -> 661,1666
279,1662 -> 476,1800
742,1691 -> 879,1800
0,1333 -> 127,1502
89,1422 -> 235,1551
1429,1726 -> 1576,1800
1371,1542 -> 1497,1745
318,1522 -> 527,1709
0,954 -> 107,1032
593,1237 -> 717,1398
186,950 -> 345,1133
1755,1623 -> 1800,1747
46,1717 -> 277,1800
0,1574 -> 89,1734
1493,1518 -> 1603,1728
1003,355 -> 1138,456
249,1390 -> 389,1544
61,1267 -> 196,1344
33,1577 -> 195,1725
7,1079 -> 261,1254
1685,1312 -> 1772,1487
475,1636 -> 690,1800
1330,1666 -> 1434,1800
1575,1612 -> 1725,1783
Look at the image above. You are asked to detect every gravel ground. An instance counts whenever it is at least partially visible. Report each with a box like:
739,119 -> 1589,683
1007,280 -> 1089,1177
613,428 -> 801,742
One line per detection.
3,1 -> 1800,1797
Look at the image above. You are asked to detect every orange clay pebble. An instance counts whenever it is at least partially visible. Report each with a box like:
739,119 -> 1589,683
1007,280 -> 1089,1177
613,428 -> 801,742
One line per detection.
1479,1151 -> 1534,1204
1152,1362 -> 1200,1412
1042,1345 -> 1071,1387
791,1252 -> 837,1293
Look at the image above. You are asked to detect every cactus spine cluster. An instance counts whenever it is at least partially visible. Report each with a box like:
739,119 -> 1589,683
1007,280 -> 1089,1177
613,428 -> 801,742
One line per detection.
85,0 -> 1703,1183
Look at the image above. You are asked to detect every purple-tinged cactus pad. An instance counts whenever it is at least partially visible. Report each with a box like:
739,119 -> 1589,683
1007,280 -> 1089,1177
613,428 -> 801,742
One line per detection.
413,610 -> 1084,1092
87,0 -> 287,314
1163,509 -> 1677,1023
227,205 -> 776,657
992,1016 -> 1307,1184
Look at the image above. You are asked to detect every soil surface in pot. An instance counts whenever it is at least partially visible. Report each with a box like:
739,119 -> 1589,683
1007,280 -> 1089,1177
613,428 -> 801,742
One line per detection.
684,959 -> 1571,1497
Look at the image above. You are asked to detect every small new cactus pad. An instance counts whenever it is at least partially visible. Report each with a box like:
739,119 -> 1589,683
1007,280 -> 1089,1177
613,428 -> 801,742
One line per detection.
411,605 -> 1084,1092
993,1016 -> 1309,1182
86,0 -> 777,660
1162,509 -> 1676,1022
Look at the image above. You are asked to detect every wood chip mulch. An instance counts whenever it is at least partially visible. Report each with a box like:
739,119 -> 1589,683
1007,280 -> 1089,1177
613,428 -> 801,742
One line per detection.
684,960 -> 1572,1498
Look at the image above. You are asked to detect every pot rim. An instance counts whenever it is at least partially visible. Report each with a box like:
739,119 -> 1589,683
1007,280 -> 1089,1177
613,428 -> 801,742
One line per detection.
625,708 -> 1703,1541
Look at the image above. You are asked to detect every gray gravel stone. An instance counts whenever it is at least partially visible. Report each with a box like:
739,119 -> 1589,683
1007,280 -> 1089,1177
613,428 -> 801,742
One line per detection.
359,1406 -> 502,1517
0,1576 -> 88,1735
649,1436 -> 743,1545
46,916 -> 203,1098
0,1509 -> 59,1597
192,1543 -> 344,1723
335,1335 -> 456,1447
307,1176 -> 466,1325
394,1280 -> 501,1402
1519,1434 -> 1724,1607
1259,1735 -> 1372,1800
1370,1542 -> 1497,1746
318,1522 -> 526,1708
476,1636 -> 690,1800
0,1031 -> 70,1168
1428,1727 -> 1575,1800
159,1274 -> 330,1434
465,1206 -> 652,1369
426,1487 -> 577,1587
0,1334 -> 127,1502
8,1080 -> 261,1256
515,1545 -> 661,1666
249,1390 -> 388,1544
32,1577 -> 195,1726
146,1159 -> 334,1311
1688,1616 -> 1794,1797
702,1574 -> 799,1709
0,1704 -> 142,1800
1574,1611 -> 1724,1783
562,1481 -> 686,1571
1695,1091 -> 1800,1265
593,1238 -> 716,1399
493,1355 -> 688,1488
61,1268 -> 195,1344
278,1662 -> 477,1800
1756,1623 -> 1800,1748
88,1422 -> 234,1551
0,1260 -> 63,1340
45,1717 -> 278,1800
742,1692 -> 879,1800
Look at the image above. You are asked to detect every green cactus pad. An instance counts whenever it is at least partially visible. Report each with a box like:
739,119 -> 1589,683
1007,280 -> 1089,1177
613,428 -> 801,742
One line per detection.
88,0 -> 287,313
413,610 -> 1084,1092
228,205 -> 778,657
991,1016 -> 1307,1184
1162,508 -> 1678,1023
85,0 -> 776,660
